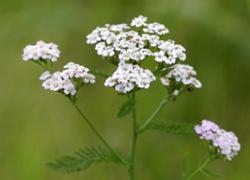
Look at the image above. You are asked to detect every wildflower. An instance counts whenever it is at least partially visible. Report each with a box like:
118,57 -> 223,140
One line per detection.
195,120 -> 241,160
157,40 -> 186,63
41,71 -> 77,96
22,41 -> 60,62
104,63 -> 156,93
40,62 -> 96,96
86,15 -> 185,64
62,62 -> 96,83
160,64 -> 202,89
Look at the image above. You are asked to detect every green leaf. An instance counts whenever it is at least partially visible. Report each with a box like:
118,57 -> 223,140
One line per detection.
117,101 -> 133,118
47,146 -> 122,173
147,120 -> 195,135
200,168 -> 220,178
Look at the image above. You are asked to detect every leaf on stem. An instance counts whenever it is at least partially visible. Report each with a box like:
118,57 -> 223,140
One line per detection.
117,101 -> 133,118
146,120 -> 195,135
47,146 -> 122,173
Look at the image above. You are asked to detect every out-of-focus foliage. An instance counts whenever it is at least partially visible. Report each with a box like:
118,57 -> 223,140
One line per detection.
0,0 -> 249,179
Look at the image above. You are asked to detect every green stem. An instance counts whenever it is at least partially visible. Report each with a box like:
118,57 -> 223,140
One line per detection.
186,158 -> 211,180
128,93 -> 138,180
33,60 -> 47,70
138,95 -> 169,133
32,60 -> 53,71
71,101 -> 127,165
89,68 -> 109,78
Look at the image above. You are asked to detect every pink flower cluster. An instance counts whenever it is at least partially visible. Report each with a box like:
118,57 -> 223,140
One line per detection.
195,120 -> 240,160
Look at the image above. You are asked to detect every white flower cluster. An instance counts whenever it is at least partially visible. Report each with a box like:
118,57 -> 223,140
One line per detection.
22,41 -> 60,62
195,120 -> 241,160
86,15 -> 185,64
40,62 -> 96,96
160,64 -> 202,89
104,63 -> 156,93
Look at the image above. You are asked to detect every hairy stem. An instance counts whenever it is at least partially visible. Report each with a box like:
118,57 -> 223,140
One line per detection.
186,157 -> 211,180
128,93 -> 138,180
71,101 -> 127,165
138,95 -> 169,133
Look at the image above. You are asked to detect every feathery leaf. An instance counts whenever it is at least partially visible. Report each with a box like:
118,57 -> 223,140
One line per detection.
47,146 -> 122,173
147,120 -> 195,135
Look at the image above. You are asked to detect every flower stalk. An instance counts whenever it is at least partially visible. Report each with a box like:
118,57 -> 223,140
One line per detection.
186,157 -> 211,180
128,93 -> 138,180
138,95 -> 170,134
70,100 -> 127,166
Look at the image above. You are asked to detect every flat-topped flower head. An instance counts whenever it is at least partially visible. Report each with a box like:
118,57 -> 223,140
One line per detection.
40,62 -> 96,96
62,62 -> 96,83
22,41 -> 60,62
86,15 -> 185,65
161,64 -> 202,90
104,62 -> 156,94
41,71 -> 76,96
195,120 -> 240,160
155,40 -> 186,64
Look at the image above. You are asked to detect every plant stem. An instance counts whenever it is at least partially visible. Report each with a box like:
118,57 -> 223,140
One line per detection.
128,93 -> 138,180
186,157 -> 211,180
71,101 -> 127,165
89,68 -> 109,78
138,95 -> 169,133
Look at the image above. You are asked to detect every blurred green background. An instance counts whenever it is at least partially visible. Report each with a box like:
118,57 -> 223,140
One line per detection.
0,0 -> 250,179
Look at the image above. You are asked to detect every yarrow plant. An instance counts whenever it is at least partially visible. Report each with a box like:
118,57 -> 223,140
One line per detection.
22,15 -> 240,180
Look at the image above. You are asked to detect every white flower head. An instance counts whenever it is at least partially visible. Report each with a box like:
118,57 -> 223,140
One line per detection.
22,41 -> 60,62
195,120 -> 241,160
40,62 -> 96,96
86,15 -> 182,64
104,63 -> 156,93
161,64 -> 202,89
62,62 -> 96,84
143,22 -> 169,35
157,40 -> 186,64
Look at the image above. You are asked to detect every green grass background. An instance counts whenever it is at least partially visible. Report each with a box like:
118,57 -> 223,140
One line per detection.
0,0 -> 250,179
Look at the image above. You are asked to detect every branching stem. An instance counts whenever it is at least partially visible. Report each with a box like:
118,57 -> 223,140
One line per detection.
71,101 -> 127,166
186,157 -> 211,180
138,95 -> 170,133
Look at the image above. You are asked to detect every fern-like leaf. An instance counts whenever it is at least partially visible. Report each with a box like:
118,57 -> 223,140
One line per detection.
147,120 -> 195,135
47,146 -> 122,173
